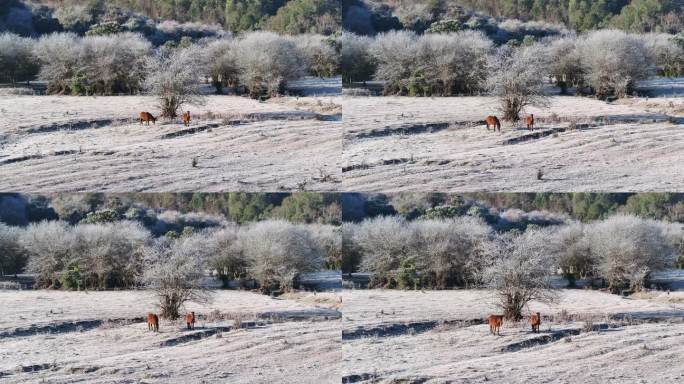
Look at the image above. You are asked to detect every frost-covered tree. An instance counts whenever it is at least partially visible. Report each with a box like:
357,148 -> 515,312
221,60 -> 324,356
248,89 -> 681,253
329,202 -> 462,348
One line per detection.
238,220 -> 323,293
577,30 -> 654,99
144,44 -> 205,118
140,234 -> 213,319
478,228 -> 558,320
487,44 -> 549,121
233,32 -> 305,98
0,33 -> 38,85
585,215 -> 675,292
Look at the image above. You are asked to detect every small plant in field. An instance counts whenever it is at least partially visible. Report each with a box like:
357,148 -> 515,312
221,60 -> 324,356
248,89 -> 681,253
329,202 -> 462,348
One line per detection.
191,157 -> 198,168
536,169 -> 543,180
583,320 -> 595,333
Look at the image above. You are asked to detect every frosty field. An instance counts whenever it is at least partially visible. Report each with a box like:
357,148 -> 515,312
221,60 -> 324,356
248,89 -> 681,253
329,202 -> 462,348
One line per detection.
0,290 -> 342,383
341,289 -> 684,383
0,84 -> 341,192
342,94 -> 684,192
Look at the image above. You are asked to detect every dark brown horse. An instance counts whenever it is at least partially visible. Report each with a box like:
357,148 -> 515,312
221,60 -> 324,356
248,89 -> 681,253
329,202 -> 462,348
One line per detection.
186,312 -> 195,330
529,312 -> 541,333
181,111 -> 190,127
488,314 -> 503,335
139,112 -> 156,125
526,114 -> 535,131
147,313 -> 159,332
485,115 -> 501,132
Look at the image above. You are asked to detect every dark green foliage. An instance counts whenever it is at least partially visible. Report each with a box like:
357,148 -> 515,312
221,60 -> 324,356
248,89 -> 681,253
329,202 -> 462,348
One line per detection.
79,209 -> 120,224
85,21 -> 123,36
267,0 -> 340,35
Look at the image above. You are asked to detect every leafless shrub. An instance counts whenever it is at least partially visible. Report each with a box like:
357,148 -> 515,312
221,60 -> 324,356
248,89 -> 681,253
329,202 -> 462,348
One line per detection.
144,45 -> 205,118
140,234 -> 213,319
487,44 -> 550,121
478,228 -> 558,320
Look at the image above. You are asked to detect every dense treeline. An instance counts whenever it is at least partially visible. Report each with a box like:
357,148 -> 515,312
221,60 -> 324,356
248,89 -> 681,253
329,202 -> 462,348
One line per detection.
0,219 -> 338,294
342,193 -> 684,224
0,0 -> 340,37
344,1 -> 683,35
0,193 -> 342,228
344,214 -> 683,295
0,31 -> 340,96
342,29 -> 684,99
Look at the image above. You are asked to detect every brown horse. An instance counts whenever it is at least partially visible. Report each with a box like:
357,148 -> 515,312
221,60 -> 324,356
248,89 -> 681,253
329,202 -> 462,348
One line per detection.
529,312 -> 541,333
526,114 -> 535,131
186,311 -> 195,330
485,115 -> 501,132
139,112 -> 156,125
147,313 -> 159,332
181,111 -> 191,127
487,314 -> 503,335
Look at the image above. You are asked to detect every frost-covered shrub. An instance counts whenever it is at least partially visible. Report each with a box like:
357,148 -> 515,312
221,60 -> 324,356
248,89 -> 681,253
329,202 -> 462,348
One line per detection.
204,38 -> 240,94
293,34 -> 339,78
210,226 -> 248,287
639,33 -> 684,78
370,30 -> 420,95
233,32 -> 306,98
33,33 -> 80,94
411,217 -> 491,289
547,222 -> 594,287
487,44 -> 549,121
0,33 -> 38,84
71,221 -> 150,289
0,223 -> 26,276
238,220 -> 323,293
544,36 -> 584,94
577,30 -> 655,99
340,32 -> 375,84
308,224 -> 342,270
584,215 -> 675,292
413,31 -> 492,96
